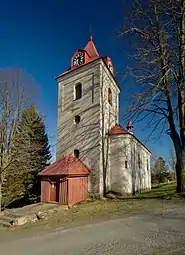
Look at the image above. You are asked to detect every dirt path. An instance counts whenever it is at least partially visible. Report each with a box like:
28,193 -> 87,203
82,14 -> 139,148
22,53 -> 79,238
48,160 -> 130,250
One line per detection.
0,199 -> 183,245
0,203 -> 185,254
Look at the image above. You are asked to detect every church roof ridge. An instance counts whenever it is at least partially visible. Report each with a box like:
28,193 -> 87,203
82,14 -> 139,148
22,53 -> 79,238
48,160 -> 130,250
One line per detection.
84,36 -> 99,59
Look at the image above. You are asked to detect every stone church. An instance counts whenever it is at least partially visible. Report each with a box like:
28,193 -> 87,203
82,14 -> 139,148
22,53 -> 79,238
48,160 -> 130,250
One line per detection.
55,36 -> 151,197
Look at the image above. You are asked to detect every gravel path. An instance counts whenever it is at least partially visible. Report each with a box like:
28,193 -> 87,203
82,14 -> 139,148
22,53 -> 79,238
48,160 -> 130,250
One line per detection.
0,204 -> 185,254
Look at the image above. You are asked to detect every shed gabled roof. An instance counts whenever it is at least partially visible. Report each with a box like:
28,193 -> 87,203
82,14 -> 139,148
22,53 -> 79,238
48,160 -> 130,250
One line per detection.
38,155 -> 91,176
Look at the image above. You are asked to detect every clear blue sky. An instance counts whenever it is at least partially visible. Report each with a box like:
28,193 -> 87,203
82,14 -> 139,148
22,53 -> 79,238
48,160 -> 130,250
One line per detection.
0,0 -> 172,161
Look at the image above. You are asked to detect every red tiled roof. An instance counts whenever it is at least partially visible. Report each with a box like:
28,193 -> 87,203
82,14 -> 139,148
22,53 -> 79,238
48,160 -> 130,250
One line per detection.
55,36 -> 100,79
109,124 -> 151,154
84,36 -> 99,59
109,124 -> 129,135
38,155 -> 91,176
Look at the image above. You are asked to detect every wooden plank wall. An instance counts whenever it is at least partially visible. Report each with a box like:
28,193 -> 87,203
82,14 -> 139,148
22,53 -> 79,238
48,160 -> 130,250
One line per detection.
68,177 -> 88,206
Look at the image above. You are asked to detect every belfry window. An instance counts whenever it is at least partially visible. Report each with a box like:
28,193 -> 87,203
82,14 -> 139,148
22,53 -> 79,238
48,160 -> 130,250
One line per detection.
75,83 -> 82,100
108,88 -> 112,105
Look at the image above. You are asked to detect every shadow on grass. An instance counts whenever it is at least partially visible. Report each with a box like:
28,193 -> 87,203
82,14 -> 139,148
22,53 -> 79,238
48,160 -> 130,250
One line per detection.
132,184 -> 178,200
108,183 -> 185,201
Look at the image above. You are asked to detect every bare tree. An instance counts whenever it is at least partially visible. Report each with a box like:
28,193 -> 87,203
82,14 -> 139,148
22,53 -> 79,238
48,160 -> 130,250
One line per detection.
100,66 -> 118,196
169,146 -> 176,175
120,0 -> 185,192
0,68 -> 35,210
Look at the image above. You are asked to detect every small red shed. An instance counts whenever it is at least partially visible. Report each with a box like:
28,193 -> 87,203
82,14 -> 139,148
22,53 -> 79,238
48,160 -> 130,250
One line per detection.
38,155 -> 91,206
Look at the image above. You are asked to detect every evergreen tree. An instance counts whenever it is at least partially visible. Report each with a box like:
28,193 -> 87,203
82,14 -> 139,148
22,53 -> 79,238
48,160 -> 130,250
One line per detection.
2,104 -> 51,206
2,114 -> 33,208
20,104 -> 51,197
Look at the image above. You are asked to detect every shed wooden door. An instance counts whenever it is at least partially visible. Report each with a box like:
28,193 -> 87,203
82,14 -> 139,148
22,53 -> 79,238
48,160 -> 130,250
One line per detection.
50,181 -> 60,202
60,178 -> 68,204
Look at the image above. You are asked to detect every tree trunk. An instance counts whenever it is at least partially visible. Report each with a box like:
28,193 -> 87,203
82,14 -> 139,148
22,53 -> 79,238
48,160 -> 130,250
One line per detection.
176,159 -> 184,193
0,180 -> 2,212
103,168 -> 107,197
170,131 -> 184,192
176,147 -> 185,193
175,147 -> 185,193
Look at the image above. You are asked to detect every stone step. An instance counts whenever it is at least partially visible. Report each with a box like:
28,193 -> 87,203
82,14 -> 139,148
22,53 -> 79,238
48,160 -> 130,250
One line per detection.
4,210 -> 21,218
0,215 -> 15,224
0,219 -> 12,228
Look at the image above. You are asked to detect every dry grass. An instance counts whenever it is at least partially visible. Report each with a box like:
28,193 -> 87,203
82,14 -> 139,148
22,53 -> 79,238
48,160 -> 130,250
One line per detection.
2,183 -> 184,234
40,199 -> 180,229
133,183 -> 185,200
42,183 -> 184,227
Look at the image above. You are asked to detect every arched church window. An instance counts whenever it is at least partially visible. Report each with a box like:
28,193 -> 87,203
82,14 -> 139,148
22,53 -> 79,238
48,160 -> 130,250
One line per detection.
74,149 -> 80,158
75,83 -> 82,100
108,88 -> 112,105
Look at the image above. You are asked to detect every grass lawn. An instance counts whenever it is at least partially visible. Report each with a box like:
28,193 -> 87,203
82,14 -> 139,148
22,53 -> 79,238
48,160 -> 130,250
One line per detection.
24,182 -> 184,229
2,182 -> 184,235
133,182 -> 185,200
134,183 -> 175,199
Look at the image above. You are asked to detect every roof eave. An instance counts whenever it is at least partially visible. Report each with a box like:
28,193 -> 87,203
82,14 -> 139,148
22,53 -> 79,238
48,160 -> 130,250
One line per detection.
39,173 -> 90,177
55,58 -> 121,92
55,57 -> 102,80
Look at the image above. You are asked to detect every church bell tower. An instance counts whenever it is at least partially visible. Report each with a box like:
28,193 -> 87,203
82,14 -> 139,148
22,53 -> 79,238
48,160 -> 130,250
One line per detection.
55,36 -> 120,196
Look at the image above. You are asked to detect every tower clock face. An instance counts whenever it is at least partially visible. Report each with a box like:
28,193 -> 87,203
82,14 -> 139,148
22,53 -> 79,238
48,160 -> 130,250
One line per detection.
73,53 -> 84,66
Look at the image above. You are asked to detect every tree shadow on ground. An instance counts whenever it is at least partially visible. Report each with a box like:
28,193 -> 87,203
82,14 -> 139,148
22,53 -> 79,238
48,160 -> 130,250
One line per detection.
2,195 -> 40,210
107,183 -> 185,200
